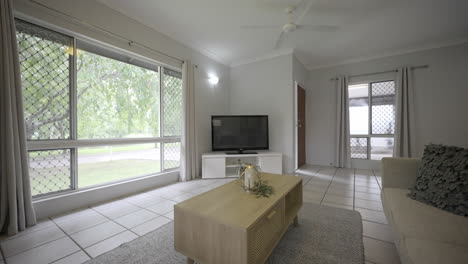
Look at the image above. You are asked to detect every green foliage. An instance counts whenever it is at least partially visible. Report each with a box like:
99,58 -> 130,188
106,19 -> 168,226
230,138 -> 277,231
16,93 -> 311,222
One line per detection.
17,23 -> 183,141
77,50 -> 161,139
251,178 -> 274,198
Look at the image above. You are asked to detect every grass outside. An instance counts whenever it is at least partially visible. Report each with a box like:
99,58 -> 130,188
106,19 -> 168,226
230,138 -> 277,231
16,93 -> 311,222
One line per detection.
78,159 -> 161,188
79,143 -> 157,155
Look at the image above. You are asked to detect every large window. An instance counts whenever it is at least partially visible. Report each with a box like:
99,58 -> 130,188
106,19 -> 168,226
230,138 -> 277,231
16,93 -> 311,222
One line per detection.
348,80 -> 395,160
16,19 -> 182,197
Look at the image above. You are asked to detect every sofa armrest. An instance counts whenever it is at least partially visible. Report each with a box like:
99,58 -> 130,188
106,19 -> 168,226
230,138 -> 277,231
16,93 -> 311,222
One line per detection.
381,158 -> 421,189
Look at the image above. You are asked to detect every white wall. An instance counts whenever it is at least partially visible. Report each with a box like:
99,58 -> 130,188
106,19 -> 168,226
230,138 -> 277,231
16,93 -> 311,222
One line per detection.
13,0 -> 231,177
229,54 -> 295,173
306,43 -> 468,168
293,55 -> 308,88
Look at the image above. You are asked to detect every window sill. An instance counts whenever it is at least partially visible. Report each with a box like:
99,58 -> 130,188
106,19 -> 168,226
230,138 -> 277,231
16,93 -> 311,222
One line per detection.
33,170 -> 179,219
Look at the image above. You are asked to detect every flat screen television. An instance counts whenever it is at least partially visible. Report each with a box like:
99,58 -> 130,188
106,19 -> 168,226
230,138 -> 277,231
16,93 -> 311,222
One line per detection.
211,115 -> 269,154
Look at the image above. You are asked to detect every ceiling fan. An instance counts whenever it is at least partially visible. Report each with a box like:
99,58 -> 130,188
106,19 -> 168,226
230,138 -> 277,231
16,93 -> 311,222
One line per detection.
241,0 -> 338,49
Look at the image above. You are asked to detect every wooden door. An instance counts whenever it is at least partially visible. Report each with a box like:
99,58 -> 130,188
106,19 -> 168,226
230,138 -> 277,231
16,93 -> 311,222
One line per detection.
297,85 -> 306,168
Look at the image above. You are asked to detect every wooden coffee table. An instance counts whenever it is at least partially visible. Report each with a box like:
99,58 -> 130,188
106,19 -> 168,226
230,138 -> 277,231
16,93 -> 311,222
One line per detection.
174,173 -> 303,264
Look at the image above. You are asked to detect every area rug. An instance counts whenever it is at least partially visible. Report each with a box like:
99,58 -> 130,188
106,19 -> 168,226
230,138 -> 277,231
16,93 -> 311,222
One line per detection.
86,203 -> 364,264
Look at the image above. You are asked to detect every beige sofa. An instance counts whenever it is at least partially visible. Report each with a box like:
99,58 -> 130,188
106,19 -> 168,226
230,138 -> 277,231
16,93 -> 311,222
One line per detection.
381,158 -> 468,264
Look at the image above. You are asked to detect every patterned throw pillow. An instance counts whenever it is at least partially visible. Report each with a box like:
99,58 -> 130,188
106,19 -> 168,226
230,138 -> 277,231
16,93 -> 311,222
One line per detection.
408,144 -> 468,217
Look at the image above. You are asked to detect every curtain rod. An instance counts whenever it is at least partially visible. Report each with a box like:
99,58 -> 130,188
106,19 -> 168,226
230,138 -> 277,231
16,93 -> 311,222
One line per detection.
329,65 -> 429,81
29,0 -> 184,64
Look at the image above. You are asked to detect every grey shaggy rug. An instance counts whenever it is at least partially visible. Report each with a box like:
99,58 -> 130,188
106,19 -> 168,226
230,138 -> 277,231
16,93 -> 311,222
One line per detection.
86,203 -> 364,264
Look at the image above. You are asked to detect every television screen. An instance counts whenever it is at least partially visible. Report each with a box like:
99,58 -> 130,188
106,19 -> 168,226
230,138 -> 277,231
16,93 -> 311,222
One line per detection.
211,115 -> 269,151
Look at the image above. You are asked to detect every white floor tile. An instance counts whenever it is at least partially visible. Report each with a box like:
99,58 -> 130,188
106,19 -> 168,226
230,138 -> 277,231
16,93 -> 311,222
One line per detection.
355,186 -> 381,194
164,211 -> 174,220
302,191 -> 325,203
189,186 -> 212,195
321,202 -> 353,210
355,198 -> 383,211
85,231 -> 138,258
146,200 -> 176,215
52,208 -> 96,224
71,221 -> 126,248
363,221 -> 395,243
171,192 -> 198,202
1,225 -> 65,257
114,209 -> 159,229
355,208 -> 388,224
303,184 -> 328,193
354,177 -> 377,183
50,251 -> 90,264
331,178 -> 354,185
305,179 -> 330,186
323,194 -> 353,206
131,216 -> 172,236
54,210 -> 108,235
354,192 -> 381,202
326,188 -> 354,198
329,183 -> 354,191
364,237 -> 401,264
94,202 -> 141,219
151,188 -> 187,199
124,194 -> 165,208
0,219 -> 55,241
355,181 -> 380,188
6,237 -> 80,264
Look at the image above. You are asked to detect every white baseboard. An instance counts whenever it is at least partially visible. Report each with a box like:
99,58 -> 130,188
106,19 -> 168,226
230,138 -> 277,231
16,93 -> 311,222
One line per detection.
33,171 -> 179,220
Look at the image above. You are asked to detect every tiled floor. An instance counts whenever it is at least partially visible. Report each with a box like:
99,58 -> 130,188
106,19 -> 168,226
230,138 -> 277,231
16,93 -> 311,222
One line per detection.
0,178 -> 235,264
0,166 -> 400,264
296,165 -> 401,264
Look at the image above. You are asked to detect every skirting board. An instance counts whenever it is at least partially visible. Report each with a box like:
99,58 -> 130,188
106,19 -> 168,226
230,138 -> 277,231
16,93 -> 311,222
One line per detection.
33,171 -> 179,220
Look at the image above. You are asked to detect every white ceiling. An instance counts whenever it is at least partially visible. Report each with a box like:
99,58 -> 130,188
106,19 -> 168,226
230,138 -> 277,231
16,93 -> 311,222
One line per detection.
97,0 -> 468,69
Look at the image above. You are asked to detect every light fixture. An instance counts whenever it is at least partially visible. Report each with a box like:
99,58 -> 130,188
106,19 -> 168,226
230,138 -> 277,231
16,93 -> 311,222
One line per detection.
208,75 -> 219,85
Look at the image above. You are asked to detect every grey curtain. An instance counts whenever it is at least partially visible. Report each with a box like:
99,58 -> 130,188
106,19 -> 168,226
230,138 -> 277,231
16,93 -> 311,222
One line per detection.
0,0 -> 37,235
335,76 -> 351,168
180,61 -> 197,181
394,67 -> 416,157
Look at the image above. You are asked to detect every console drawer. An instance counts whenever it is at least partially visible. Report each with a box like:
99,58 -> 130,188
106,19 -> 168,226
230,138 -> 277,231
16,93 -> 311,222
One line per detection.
247,200 -> 285,264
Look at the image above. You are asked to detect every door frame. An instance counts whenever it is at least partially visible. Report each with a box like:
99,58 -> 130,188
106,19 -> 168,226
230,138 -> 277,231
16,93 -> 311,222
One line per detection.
293,81 -> 306,170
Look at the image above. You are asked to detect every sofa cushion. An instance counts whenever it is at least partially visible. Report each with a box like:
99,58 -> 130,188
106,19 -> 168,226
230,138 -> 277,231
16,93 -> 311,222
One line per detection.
404,238 -> 468,264
408,144 -> 468,217
382,188 -> 468,248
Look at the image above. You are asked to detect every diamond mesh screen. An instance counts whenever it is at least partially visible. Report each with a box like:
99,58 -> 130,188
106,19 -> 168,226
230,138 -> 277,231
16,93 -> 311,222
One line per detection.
16,19 -> 72,140
163,68 -> 183,137
371,81 -> 395,135
350,137 -> 368,159
29,149 -> 72,197
163,142 -> 180,170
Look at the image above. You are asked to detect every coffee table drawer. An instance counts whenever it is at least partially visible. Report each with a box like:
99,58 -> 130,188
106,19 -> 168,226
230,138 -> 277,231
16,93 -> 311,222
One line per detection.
248,200 -> 285,264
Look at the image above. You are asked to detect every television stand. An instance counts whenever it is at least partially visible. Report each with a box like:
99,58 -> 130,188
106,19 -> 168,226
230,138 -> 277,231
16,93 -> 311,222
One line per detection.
225,151 -> 257,155
202,151 -> 282,179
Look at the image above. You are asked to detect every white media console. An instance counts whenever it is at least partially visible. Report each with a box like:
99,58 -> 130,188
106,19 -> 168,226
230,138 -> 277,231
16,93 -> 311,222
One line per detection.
201,151 -> 282,179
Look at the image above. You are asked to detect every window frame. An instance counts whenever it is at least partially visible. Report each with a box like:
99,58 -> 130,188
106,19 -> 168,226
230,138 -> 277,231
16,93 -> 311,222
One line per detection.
349,80 -> 396,160
16,18 -> 183,199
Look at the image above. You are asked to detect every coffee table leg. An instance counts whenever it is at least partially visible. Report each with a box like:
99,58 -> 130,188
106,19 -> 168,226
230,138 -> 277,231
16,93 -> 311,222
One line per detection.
293,216 -> 299,227
187,257 -> 194,264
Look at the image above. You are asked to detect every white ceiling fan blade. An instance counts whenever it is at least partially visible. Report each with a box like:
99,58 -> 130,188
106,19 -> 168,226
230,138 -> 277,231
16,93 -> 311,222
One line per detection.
274,31 -> 285,49
241,25 -> 281,29
297,25 -> 339,32
295,0 -> 314,25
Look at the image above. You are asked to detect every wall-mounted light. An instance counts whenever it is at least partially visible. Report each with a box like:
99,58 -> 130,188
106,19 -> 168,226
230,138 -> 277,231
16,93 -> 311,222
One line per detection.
208,75 -> 219,85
